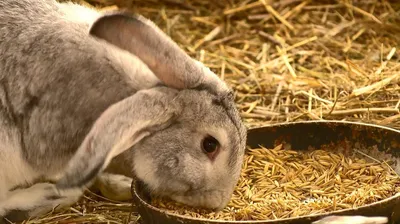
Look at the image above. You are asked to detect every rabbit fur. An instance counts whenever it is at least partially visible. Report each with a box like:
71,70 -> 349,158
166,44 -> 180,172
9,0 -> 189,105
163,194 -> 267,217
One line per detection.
0,1 -> 391,224
0,0 -> 247,222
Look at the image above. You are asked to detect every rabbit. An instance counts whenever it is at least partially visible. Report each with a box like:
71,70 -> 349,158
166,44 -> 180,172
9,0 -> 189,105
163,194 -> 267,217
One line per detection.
0,0 -> 247,222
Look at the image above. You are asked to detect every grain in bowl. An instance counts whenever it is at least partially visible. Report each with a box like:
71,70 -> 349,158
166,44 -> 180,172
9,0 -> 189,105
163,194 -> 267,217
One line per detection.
151,143 -> 400,221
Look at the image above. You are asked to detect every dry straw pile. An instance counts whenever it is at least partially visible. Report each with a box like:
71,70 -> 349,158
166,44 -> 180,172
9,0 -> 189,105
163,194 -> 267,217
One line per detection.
23,0 -> 400,223
152,144 -> 400,221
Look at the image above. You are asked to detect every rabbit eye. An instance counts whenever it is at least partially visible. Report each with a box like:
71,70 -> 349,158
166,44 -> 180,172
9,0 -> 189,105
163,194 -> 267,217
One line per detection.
202,135 -> 220,159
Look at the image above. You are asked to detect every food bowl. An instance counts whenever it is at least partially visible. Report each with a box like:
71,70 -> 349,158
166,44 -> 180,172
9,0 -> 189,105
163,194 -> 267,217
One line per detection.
132,120 -> 400,224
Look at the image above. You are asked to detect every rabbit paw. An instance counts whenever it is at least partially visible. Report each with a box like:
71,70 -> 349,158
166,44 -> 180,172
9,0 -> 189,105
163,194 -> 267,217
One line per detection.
0,183 -> 82,223
313,215 -> 388,224
95,173 -> 133,201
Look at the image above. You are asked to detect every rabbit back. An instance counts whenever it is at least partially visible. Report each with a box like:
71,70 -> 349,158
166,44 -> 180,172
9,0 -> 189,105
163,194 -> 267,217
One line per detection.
0,0 -> 160,177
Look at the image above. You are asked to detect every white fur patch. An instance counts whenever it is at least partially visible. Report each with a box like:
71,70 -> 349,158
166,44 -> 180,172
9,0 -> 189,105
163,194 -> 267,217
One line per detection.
0,130 -> 39,201
133,152 -> 159,191
57,2 -> 101,25
96,173 -> 133,201
0,183 -> 82,217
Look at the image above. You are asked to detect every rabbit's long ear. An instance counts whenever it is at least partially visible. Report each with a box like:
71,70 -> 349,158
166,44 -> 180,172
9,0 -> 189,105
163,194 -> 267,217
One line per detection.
88,12 -> 204,90
56,89 -> 179,189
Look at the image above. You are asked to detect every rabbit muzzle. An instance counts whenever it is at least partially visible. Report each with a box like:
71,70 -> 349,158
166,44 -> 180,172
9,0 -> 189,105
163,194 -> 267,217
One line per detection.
169,187 -> 233,211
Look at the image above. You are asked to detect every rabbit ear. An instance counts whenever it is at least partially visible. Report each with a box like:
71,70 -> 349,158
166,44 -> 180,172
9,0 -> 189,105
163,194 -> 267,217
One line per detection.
88,11 -> 204,90
56,89 -> 178,189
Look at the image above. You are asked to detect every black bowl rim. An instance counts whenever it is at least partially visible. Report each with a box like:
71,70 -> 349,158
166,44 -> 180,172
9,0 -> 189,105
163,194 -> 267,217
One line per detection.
133,120 -> 400,223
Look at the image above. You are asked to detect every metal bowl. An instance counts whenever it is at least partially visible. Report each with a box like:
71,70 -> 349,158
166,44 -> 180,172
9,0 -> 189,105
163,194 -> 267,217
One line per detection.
132,120 -> 400,224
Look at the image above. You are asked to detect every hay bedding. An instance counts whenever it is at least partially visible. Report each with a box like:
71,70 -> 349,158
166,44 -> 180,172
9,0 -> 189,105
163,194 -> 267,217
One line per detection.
21,0 -> 400,223
151,144 -> 400,221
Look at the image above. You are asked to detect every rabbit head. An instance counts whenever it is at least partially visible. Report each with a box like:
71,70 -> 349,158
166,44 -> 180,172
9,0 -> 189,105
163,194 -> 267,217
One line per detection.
56,86 -> 246,211
131,88 -> 247,211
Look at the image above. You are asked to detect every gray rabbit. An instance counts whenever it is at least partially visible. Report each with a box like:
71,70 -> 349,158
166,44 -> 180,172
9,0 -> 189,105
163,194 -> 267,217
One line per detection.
0,0 -> 247,222
0,1 -> 390,224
